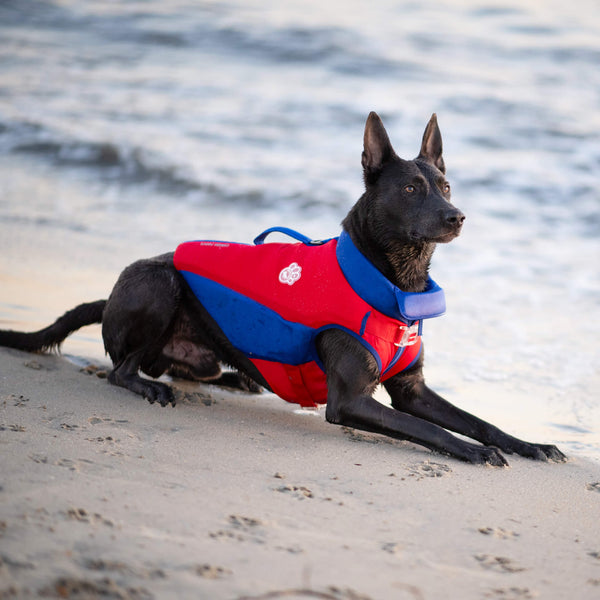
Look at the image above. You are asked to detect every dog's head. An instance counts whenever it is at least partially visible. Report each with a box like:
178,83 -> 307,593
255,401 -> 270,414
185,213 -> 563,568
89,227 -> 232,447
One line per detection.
360,112 -> 465,245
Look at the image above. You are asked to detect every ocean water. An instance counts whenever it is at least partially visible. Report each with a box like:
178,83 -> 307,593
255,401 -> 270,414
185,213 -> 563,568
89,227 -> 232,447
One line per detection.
0,0 -> 598,461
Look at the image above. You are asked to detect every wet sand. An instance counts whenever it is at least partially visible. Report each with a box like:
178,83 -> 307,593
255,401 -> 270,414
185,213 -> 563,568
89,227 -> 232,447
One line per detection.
1,346 -> 599,599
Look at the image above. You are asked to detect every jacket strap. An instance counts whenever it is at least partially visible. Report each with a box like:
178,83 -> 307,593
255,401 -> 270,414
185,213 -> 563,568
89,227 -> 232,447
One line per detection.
253,227 -> 327,246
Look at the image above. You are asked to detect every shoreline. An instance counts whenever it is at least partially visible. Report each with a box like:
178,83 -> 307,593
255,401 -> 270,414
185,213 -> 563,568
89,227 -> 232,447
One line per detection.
1,164 -> 598,464
1,346 -> 599,599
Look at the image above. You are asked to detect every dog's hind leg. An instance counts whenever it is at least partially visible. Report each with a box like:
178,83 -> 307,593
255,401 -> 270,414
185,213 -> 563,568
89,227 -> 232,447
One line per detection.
158,305 -> 262,393
109,350 -> 175,407
167,359 -> 261,392
102,254 -> 181,406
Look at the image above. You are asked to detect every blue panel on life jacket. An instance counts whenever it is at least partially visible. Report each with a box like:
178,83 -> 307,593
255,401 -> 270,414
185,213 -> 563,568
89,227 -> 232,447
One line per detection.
179,270 -> 316,365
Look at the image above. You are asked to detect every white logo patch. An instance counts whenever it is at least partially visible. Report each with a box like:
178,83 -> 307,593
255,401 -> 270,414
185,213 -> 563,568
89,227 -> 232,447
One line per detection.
279,262 -> 302,286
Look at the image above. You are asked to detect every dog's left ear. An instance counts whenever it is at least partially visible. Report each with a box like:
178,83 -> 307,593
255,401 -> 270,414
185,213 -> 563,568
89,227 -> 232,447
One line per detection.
362,112 -> 397,182
418,113 -> 445,174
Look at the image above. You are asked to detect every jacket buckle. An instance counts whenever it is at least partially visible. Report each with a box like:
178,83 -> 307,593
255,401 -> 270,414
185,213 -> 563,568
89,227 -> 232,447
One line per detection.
394,322 -> 419,347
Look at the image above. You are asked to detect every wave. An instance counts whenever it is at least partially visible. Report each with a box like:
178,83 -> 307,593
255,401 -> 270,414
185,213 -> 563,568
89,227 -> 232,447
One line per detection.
0,118 -> 327,212
0,118 -> 203,194
0,0 -> 430,79
204,24 -> 426,78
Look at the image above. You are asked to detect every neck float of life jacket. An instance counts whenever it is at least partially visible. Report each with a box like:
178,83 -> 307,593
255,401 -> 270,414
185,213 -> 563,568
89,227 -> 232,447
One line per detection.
173,227 -> 446,408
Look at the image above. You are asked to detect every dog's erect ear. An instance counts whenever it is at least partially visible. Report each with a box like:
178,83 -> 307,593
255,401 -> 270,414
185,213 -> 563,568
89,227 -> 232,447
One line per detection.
418,113 -> 445,174
362,112 -> 396,179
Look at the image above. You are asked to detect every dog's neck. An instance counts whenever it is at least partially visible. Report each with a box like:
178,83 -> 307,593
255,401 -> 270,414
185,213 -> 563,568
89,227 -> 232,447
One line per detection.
381,239 -> 436,293
342,213 -> 435,294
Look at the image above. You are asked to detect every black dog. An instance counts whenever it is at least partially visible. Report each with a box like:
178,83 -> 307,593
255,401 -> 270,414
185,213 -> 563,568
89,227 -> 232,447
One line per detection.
0,112 -> 565,466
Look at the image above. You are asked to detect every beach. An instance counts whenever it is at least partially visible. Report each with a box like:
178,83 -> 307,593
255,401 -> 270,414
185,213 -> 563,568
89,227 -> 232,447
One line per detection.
1,346 -> 599,599
1,0 -> 600,597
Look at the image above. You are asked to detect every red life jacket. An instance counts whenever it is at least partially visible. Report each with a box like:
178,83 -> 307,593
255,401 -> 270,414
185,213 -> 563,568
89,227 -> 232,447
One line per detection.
173,228 -> 446,408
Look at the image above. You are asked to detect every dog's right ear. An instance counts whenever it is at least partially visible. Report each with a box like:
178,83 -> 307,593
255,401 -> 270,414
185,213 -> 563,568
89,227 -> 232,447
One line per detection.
362,112 -> 396,182
418,113 -> 445,174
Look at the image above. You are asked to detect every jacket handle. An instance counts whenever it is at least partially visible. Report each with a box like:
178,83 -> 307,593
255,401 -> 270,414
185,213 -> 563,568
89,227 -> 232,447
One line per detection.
254,227 -> 326,246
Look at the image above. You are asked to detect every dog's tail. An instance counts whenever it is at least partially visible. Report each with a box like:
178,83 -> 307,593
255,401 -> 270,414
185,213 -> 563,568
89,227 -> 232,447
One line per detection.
0,300 -> 106,353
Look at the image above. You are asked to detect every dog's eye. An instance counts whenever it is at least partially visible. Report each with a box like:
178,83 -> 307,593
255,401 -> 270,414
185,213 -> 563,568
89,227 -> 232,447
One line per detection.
404,185 -> 416,194
443,183 -> 451,194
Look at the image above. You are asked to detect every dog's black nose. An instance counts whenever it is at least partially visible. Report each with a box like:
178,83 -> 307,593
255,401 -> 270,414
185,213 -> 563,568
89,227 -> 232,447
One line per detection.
446,209 -> 465,226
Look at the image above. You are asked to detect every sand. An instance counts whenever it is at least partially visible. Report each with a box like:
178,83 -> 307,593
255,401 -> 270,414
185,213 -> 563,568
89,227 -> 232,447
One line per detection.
1,346 -> 599,600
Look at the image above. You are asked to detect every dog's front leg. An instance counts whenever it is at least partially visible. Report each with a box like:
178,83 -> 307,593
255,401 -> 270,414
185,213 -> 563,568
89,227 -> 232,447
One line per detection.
318,332 -> 507,466
383,356 -> 566,462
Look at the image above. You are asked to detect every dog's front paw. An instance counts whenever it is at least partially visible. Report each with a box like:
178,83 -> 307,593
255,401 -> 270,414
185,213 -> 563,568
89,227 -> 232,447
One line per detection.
524,443 -> 567,463
459,444 -> 508,467
501,439 -> 566,462
540,444 -> 567,462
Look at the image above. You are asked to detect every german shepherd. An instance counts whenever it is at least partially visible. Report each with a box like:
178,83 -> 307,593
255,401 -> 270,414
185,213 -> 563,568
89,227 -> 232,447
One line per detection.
0,112 -> 566,466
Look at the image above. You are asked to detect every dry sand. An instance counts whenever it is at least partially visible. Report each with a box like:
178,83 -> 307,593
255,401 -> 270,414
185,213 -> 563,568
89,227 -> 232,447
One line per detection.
1,346 -> 599,600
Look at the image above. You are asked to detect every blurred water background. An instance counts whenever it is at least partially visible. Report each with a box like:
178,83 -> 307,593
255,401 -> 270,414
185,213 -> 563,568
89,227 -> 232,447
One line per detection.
0,0 -> 598,460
